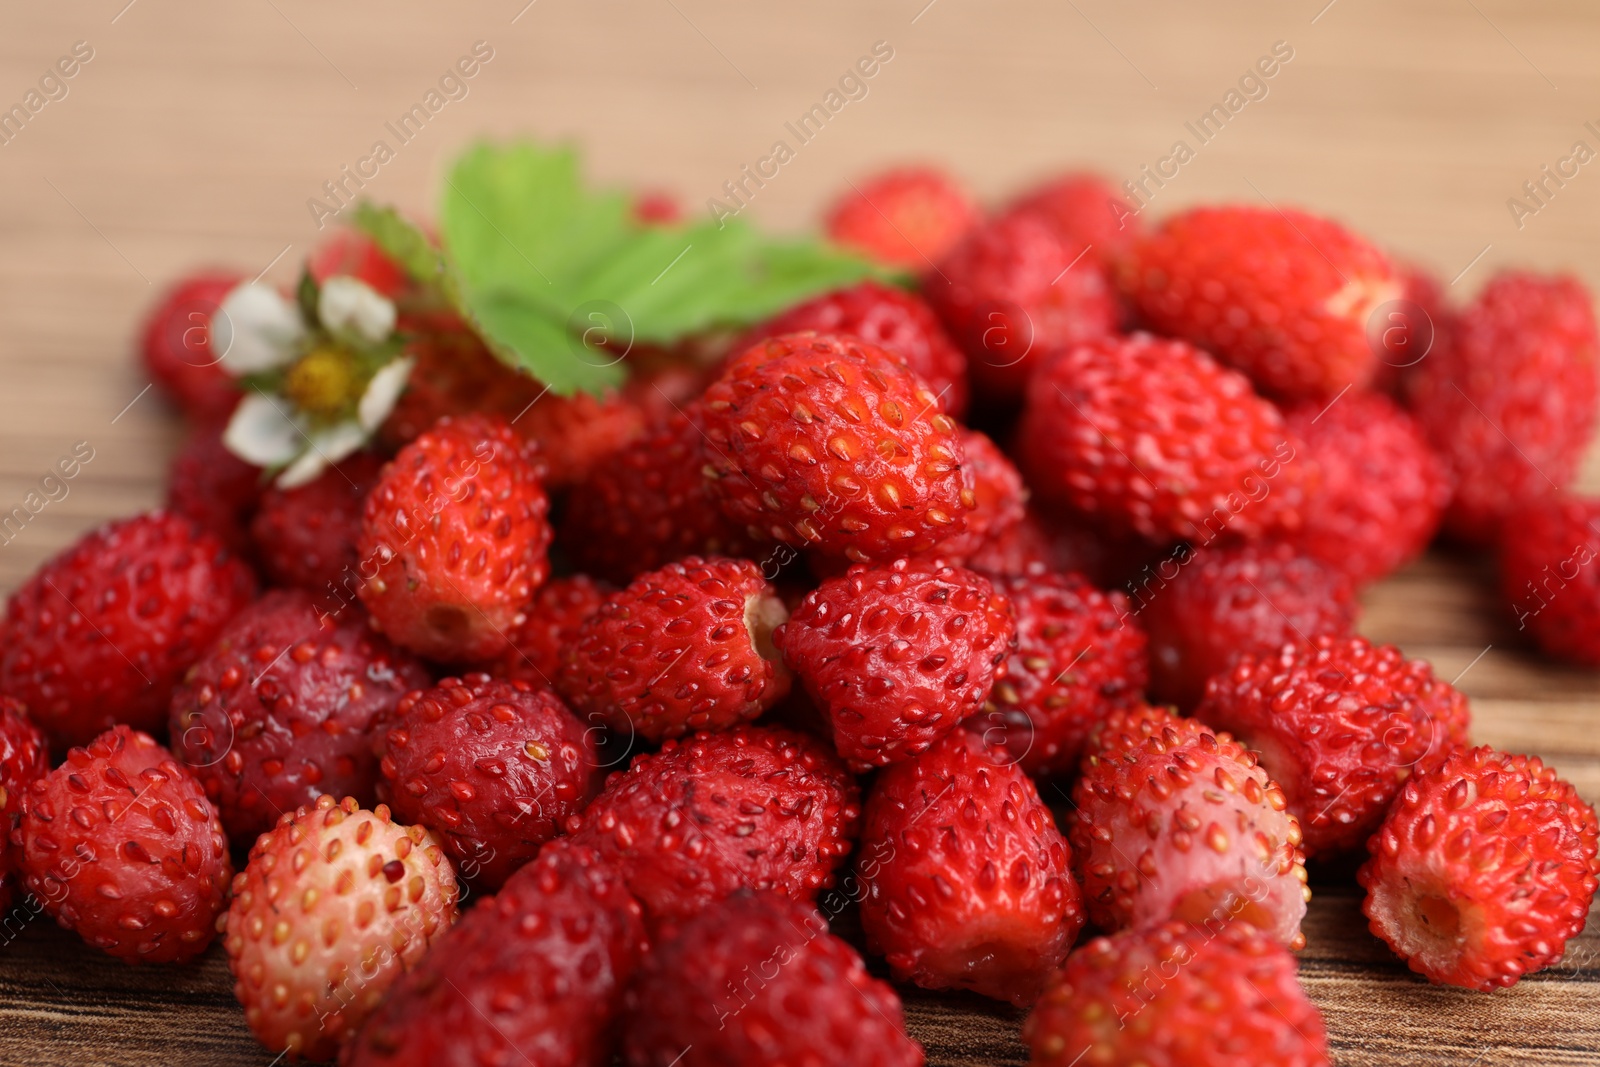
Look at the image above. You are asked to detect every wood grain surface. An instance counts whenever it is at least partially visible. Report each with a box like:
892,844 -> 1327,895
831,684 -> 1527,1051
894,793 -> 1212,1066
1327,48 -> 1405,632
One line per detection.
2,1 -> 1600,1064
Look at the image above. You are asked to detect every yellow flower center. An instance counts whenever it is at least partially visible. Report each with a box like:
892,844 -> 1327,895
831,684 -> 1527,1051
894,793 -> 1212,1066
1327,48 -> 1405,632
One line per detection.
284,346 -> 363,418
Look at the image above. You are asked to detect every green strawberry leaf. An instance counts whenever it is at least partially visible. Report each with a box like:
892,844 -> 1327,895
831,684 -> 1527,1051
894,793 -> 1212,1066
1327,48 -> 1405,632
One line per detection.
356,138 -> 891,397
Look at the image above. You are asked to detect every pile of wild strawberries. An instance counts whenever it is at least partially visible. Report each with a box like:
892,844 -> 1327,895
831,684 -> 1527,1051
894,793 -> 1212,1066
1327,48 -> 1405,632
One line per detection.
1,164 -> 1597,1067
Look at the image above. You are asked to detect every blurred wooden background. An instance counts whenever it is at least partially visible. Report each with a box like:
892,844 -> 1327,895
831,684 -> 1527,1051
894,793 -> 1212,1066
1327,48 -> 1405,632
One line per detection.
1,1 -> 1599,1064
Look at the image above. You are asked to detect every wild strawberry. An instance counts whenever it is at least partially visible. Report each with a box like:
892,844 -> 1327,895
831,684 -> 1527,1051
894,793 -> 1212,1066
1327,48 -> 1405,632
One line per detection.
342,840 -> 646,1067
1283,391 -> 1449,585
1071,705 -> 1309,949
775,558 -> 1016,769
1408,271 -> 1600,544
824,165 -> 979,270
0,699 -> 49,914
139,270 -> 245,421
700,332 -> 970,565
307,228 -> 411,299
1024,920 -> 1332,1067
1372,261 -> 1453,393
925,210 -> 1119,403
1005,171 -> 1142,264
512,386 -> 648,490
633,189 -> 683,224
1121,204 -> 1399,400
168,589 -> 430,843
976,571 -> 1147,779
475,575 -> 610,690
166,420 -> 262,559
379,321 -> 545,450
556,557 -> 790,743
559,411 -> 762,584
623,891 -> 924,1067
1499,494 -> 1600,664
1134,540 -> 1358,708
1017,334 -> 1312,544
858,727 -> 1084,1005
0,511 -> 256,748
565,725 -> 859,930
251,451 -> 386,596
358,414 -> 551,662
223,795 -> 458,1060
13,726 -> 231,963
1195,636 -> 1472,857
736,280 -> 970,417
959,507 -> 1140,589
1359,746 -> 1599,990
922,428 -> 1027,565
378,674 -> 601,889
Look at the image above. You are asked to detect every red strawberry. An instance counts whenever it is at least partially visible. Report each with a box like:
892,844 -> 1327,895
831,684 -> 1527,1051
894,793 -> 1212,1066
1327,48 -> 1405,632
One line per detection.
1359,746 -> 1599,990
775,558 -> 1016,769
1283,391 -> 1449,585
513,386 -> 649,491
13,726 -> 231,963
623,891 -> 924,1067
477,575 -> 610,690
1005,171 -> 1142,264
379,674 -> 601,888
736,280 -> 970,417
556,557 -> 790,743
633,189 -> 682,224
923,428 -> 1027,566
139,270 -> 245,421
0,511 -> 256,748
858,727 -> 1084,1005
824,165 -> 979,270
1499,494 -> 1600,664
701,332 -> 970,565
251,450 -> 386,597
342,840 -> 646,1067
1018,333 -> 1312,544
565,725 -> 859,930
1408,271 -> 1600,544
1121,204 -> 1399,400
0,699 -> 49,913
976,571 -> 1147,779
379,320 -> 545,450
358,414 -> 552,662
166,420 -> 262,559
1372,260 -> 1453,393
168,589 -> 431,843
1196,636 -> 1472,858
959,507 -> 1142,590
1135,540 -> 1358,709
559,411 -> 762,584
1024,920 -> 1332,1067
1071,705 -> 1309,949
308,228 -> 411,299
223,795 -> 458,1059
925,210 -> 1119,403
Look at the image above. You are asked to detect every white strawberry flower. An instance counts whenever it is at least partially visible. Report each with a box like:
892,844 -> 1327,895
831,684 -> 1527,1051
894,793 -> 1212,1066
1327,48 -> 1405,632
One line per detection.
213,274 -> 411,489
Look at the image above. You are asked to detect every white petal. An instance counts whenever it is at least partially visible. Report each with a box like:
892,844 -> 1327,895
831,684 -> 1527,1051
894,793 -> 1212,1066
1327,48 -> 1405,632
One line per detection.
212,284 -> 305,376
276,421 -> 367,489
319,275 -> 397,343
357,356 -> 415,432
223,393 -> 302,467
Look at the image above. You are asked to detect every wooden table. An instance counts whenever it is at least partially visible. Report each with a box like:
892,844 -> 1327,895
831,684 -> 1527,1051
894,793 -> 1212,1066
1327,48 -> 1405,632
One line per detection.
2,1 -> 1599,1063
